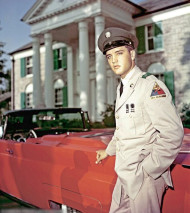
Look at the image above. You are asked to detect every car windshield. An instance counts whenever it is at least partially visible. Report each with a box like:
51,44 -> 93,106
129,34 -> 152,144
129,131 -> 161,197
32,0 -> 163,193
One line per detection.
4,109 -> 89,138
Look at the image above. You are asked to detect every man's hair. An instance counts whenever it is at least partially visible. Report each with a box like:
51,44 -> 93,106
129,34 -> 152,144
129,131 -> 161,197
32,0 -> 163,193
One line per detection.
125,45 -> 134,52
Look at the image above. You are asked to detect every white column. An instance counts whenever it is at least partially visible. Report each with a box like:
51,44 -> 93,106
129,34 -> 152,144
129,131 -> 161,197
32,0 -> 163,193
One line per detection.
32,37 -> 43,108
95,16 -> 106,121
78,21 -> 89,112
44,32 -> 54,108
90,79 -> 96,122
67,46 -> 74,107
110,70 -> 116,104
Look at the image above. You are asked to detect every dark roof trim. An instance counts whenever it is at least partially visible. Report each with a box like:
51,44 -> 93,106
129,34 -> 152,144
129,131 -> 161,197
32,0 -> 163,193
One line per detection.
133,1 -> 189,18
9,42 -> 32,55
9,42 -> 44,55
123,0 -> 146,12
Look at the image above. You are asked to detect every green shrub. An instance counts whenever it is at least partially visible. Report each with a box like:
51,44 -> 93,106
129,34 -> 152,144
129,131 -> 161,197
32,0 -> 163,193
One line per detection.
101,104 -> 115,128
91,122 -> 105,129
90,104 -> 115,128
179,103 -> 190,128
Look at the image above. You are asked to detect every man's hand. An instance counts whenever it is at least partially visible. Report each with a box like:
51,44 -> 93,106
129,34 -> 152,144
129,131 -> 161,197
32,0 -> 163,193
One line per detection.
96,149 -> 108,164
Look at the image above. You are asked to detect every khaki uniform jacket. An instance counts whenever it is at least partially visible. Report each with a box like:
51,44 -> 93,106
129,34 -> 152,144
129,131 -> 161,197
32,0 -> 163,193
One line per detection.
106,66 -> 184,200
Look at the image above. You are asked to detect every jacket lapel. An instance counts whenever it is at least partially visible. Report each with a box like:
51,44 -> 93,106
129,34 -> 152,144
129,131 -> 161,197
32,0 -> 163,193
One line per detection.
115,84 -> 120,110
115,67 -> 143,112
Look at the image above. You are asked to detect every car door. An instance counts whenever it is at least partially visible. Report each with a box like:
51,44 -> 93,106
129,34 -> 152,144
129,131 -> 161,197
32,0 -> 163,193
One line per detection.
0,139 -> 18,195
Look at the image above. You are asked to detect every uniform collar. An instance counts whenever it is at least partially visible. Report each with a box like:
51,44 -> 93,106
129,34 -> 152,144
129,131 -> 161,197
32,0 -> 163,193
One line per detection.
121,66 -> 136,87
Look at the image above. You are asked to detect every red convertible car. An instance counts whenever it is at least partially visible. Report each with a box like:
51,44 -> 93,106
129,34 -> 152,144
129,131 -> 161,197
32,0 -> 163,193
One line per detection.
0,108 -> 189,212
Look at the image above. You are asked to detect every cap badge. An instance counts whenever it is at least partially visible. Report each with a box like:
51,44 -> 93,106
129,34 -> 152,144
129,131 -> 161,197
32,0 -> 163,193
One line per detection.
105,32 -> 111,38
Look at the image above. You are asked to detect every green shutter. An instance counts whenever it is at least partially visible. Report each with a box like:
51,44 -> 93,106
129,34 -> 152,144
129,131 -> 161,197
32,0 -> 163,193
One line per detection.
136,26 -> 146,54
154,22 -> 163,50
53,49 -> 59,70
20,92 -> 26,109
20,58 -> 26,77
62,86 -> 68,107
164,71 -> 175,104
62,47 -> 67,70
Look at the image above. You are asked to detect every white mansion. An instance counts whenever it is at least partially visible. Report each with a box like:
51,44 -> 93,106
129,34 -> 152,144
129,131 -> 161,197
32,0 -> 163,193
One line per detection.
10,0 -> 190,122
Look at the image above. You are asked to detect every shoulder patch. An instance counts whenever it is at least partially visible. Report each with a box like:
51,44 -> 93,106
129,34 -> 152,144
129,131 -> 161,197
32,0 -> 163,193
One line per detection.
142,72 -> 152,79
150,82 -> 166,99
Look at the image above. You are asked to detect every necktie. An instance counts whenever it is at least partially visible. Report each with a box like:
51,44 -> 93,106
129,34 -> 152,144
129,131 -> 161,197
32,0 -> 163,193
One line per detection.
120,81 -> 123,97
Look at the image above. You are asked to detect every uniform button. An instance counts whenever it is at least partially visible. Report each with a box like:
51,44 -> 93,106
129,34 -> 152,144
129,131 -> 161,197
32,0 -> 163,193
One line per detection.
116,115 -> 119,119
117,147 -> 120,152
116,127 -> 119,130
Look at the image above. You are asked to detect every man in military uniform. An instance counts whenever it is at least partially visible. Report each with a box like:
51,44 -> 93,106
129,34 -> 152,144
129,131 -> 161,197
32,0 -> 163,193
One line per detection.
96,27 -> 184,213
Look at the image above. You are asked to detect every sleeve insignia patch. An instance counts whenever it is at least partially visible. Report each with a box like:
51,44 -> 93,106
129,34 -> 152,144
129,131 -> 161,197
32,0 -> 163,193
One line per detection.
150,82 -> 166,99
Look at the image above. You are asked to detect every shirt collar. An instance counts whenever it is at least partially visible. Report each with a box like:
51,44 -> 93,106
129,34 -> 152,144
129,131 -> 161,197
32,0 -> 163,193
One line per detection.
121,66 -> 136,87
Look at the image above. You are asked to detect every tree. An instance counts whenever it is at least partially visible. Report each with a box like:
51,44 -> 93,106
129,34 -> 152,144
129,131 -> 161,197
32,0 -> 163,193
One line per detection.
0,24 -> 11,114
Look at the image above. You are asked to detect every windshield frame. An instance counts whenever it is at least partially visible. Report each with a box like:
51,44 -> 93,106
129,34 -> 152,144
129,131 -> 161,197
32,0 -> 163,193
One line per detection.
2,108 -> 91,139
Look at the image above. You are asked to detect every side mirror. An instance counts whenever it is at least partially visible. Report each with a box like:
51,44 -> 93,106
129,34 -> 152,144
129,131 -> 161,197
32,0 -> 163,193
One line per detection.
0,126 -> 4,138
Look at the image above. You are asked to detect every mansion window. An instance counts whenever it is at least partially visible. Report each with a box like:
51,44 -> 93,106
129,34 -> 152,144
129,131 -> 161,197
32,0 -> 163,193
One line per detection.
20,56 -> 33,77
154,73 -> 164,82
53,47 -> 67,71
25,92 -> 33,108
136,22 -> 163,54
55,88 -> 63,107
54,79 -> 68,107
20,84 -> 33,109
26,56 -> 33,75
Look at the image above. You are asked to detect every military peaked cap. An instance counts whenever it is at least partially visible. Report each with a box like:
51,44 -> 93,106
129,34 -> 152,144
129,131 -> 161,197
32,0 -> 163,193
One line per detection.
98,27 -> 138,55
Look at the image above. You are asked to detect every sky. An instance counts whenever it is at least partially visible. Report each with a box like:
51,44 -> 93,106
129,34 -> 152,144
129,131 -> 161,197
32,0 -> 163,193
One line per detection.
0,0 -> 36,70
0,0 -> 144,70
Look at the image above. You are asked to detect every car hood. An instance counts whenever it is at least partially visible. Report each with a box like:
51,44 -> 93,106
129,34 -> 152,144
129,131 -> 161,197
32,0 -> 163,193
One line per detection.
75,128 -> 114,145
174,130 -> 190,166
